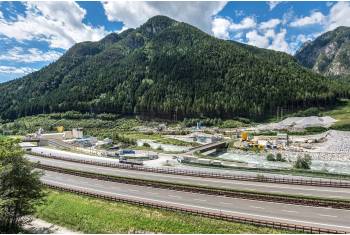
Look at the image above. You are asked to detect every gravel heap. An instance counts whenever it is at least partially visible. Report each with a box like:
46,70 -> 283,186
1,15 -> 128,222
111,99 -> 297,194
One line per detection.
257,116 -> 337,131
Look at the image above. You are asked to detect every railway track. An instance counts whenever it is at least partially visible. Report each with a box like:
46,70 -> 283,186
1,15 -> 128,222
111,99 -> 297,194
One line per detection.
29,152 -> 350,188
35,163 -> 350,210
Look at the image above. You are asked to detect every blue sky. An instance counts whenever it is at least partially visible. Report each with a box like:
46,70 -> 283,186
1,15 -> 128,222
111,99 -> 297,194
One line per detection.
0,1 -> 349,83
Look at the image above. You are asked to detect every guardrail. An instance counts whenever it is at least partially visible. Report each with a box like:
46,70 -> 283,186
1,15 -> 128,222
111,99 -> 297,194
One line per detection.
35,163 -> 350,210
29,152 -> 350,188
43,183 -> 347,234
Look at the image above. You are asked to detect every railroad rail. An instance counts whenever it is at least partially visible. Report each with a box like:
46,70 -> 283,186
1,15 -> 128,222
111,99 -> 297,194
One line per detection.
35,163 -> 350,210
29,152 -> 350,188
44,183 -> 347,234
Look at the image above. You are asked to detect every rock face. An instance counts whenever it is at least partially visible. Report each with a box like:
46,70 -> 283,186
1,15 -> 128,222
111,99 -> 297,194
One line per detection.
295,26 -> 350,77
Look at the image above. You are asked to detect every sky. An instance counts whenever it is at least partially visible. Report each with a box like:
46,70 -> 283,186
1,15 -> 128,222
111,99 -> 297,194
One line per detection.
0,1 -> 349,83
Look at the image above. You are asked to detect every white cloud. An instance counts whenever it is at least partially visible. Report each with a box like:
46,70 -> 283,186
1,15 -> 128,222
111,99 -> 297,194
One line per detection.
259,19 -> 281,30
0,2 -> 109,49
0,47 -> 63,63
290,11 -> 326,27
269,29 -> 289,52
212,17 -> 231,39
230,17 -> 257,30
0,65 -> 37,74
0,10 -> 3,19
246,30 -> 270,48
327,1 -> 350,30
246,28 -> 290,53
212,16 -> 256,39
268,1 -> 281,11
102,1 -> 226,33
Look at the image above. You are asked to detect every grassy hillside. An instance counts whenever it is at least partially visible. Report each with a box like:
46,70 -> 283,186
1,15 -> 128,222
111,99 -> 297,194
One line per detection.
36,190 -> 291,234
323,99 -> 350,131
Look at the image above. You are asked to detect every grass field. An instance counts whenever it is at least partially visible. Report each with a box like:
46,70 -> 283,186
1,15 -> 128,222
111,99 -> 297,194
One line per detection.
323,99 -> 350,131
36,190 -> 291,234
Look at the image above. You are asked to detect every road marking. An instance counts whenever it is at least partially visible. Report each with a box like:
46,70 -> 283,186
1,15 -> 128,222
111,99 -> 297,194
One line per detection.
42,179 -> 350,230
148,192 -> 159,195
168,195 -> 182,199
128,189 -> 139,192
282,210 -> 298,213
193,198 -> 207,202
220,202 -> 231,205
250,206 -> 264,209
318,214 -> 338,218
269,190 -> 283,193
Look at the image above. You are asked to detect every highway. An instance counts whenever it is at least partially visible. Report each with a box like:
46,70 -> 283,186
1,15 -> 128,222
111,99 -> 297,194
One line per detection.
41,170 -> 350,232
30,146 -> 350,183
27,154 -> 350,199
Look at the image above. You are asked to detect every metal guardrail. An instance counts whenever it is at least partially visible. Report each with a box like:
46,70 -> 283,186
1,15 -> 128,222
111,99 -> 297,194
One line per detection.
29,152 -> 350,188
43,183 -> 347,234
35,163 -> 350,210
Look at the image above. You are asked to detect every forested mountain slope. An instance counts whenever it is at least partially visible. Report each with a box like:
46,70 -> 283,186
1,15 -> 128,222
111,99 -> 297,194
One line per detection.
0,16 -> 341,121
295,26 -> 350,77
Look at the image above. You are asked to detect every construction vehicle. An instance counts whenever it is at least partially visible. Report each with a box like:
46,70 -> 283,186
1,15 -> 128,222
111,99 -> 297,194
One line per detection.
241,131 -> 248,141
56,126 -> 64,133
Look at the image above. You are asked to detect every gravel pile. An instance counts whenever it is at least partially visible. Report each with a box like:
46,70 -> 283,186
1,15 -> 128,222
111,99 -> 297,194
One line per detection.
257,116 -> 337,131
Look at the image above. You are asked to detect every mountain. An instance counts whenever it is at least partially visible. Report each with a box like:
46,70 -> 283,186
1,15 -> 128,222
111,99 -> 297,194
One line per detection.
0,16 -> 340,121
295,26 -> 350,77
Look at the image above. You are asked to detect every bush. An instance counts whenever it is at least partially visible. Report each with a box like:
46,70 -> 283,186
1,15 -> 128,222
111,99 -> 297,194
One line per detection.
275,153 -> 286,162
266,153 -> 275,161
294,154 -> 312,170
294,107 -> 321,117
97,113 -> 120,121
143,142 -> 151,148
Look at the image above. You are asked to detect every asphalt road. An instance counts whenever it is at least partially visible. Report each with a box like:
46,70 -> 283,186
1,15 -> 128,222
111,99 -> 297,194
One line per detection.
26,154 -> 350,199
41,170 -> 350,232
30,146 -> 350,183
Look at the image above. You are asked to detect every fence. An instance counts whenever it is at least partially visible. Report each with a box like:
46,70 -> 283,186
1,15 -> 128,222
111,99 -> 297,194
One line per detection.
29,151 -> 350,188
43,183 -> 347,234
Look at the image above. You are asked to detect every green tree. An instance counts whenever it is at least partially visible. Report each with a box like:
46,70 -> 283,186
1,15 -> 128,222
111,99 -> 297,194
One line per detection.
0,138 -> 44,232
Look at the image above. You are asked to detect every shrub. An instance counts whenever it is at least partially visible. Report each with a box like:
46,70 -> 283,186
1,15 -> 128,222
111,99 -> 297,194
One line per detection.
294,154 -> 312,170
266,153 -> 275,161
294,107 -> 321,117
275,153 -> 286,162
143,142 -> 151,148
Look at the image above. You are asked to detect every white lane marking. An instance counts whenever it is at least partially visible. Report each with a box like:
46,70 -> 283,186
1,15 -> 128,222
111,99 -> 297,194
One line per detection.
29,155 -> 350,195
42,179 -> 350,230
318,214 -> 338,218
220,202 -> 231,205
282,210 -> 298,213
193,198 -> 207,202
250,206 -> 264,209
128,189 -> 139,192
168,195 -> 182,199
147,192 -> 159,195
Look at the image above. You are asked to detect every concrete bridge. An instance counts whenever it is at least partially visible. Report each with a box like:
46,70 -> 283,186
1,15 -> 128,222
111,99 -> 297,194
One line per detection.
187,141 -> 228,154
